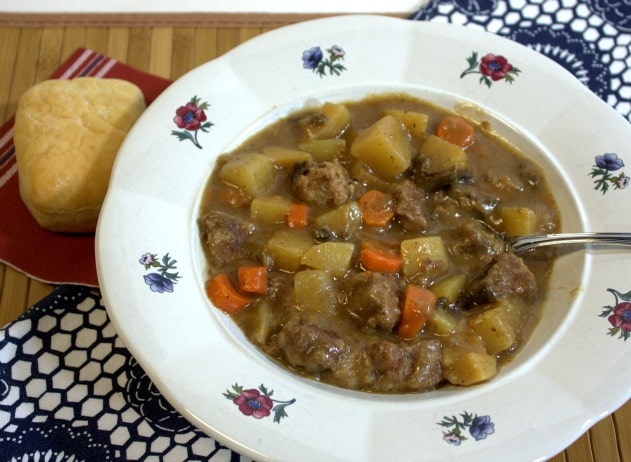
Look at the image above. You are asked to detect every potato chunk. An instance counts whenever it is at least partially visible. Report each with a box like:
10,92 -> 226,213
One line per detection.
219,152 -> 276,197
266,230 -> 312,271
469,306 -> 517,355
262,146 -> 312,168
248,300 -> 274,345
293,270 -> 337,313
250,195 -> 291,224
304,102 -> 351,140
443,352 -> 498,386
384,108 -> 429,140
416,134 -> 470,188
313,202 -> 362,239
300,242 -> 355,278
350,115 -> 414,179
400,235 -> 450,282
500,206 -> 538,236
298,138 -> 346,161
428,307 -> 460,335
431,273 -> 467,303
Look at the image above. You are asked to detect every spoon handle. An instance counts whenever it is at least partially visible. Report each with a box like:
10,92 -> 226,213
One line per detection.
510,232 -> 631,254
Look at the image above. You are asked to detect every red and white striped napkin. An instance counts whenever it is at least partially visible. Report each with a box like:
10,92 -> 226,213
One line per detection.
0,48 -> 171,286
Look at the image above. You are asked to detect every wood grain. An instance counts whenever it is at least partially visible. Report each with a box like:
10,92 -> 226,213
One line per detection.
0,24 -> 628,461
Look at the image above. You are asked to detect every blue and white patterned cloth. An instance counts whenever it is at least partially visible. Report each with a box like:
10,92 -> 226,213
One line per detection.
410,0 -> 631,121
1,1 -> 629,460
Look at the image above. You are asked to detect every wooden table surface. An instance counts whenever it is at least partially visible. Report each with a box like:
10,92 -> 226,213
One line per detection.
0,20 -> 629,462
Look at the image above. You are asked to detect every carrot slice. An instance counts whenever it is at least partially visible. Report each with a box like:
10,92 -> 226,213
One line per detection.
286,202 -> 309,228
206,273 -> 251,314
237,266 -> 268,294
436,115 -> 475,148
358,190 -> 395,227
360,246 -> 402,273
397,285 -> 437,339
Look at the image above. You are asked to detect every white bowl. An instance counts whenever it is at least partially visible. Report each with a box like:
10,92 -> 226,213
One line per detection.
96,15 -> 631,462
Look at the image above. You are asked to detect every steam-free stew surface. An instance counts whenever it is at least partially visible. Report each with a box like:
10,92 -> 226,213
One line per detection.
199,93 -> 560,393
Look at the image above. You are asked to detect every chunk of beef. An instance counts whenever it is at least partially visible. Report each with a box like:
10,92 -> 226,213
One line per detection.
391,180 -> 435,232
343,271 -> 401,331
290,160 -> 355,206
448,221 -> 505,271
369,338 -> 443,392
273,313 -> 443,393
449,184 -> 500,220
276,315 -> 350,373
468,252 -> 536,303
200,211 -> 253,269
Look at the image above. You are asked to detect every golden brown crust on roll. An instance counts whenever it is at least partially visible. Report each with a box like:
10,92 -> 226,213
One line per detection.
14,77 -> 146,233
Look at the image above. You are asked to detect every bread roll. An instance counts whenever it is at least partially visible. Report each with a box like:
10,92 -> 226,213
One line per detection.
14,77 -> 146,233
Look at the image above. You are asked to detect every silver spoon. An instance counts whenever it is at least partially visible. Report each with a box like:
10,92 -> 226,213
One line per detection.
509,232 -> 631,254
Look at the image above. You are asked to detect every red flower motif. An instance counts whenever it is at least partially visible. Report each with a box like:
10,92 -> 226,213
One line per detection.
608,302 -> 631,332
174,102 -> 207,131
479,54 -> 513,81
233,388 -> 273,419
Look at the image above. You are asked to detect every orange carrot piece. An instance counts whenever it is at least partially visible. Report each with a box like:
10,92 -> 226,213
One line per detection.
360,247 -> 402,273
358,190 -> 395,227
397,285 -> 437,339
286,203 -> 309,228
206,274 -> 251,314
237,266 -> 268,294
436,115 -> 475,148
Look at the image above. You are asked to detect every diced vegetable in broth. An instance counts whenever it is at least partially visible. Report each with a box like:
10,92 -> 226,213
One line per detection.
219,152 -> 276,197
293,270 -> 337,313
262,145 -> 312,167
400,235 -> 450,282
199,92 -> 561,394
350,114 -> 415,179
300,242 -> 355,278
250,195 -> 291,224
500,206 -> 538,236
383,108 -> 429,140
298,138 -> 347,161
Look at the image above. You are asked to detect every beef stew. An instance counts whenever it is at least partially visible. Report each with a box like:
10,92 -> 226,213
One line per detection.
198,93 -> 560,393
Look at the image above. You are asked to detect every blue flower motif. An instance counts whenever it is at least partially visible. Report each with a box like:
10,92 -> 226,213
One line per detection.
438,411 -> 495,445
302,47 -> 323,70
469,414 -> 495,440
139,252 -> 181,293
302,45 -> 347,77
595,153 -> 625,171
143,273 -> 174,293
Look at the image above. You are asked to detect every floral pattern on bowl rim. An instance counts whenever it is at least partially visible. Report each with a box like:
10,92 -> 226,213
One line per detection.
223,383 -> 296,423
460,51 -> 521,87
302,45 -> 347,77
438,411 -> 495,445
171,96 -> 214,149
589,153 -> 629,194
139,252 -> 182,293
599,288 -> 631,341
